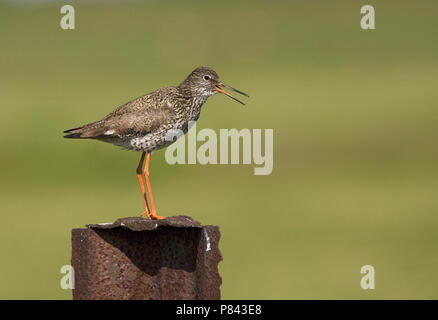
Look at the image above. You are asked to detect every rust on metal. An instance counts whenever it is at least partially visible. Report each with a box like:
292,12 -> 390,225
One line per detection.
71,216 -> 222,300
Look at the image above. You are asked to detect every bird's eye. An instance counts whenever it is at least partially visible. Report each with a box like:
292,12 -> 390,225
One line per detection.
203,75 -> 211,81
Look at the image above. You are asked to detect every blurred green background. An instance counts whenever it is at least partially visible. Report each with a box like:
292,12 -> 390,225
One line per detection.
1,0 -> 437,299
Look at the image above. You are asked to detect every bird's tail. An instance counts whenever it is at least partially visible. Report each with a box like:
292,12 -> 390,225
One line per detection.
63,120 -> 107,139
63,126 -> 85,139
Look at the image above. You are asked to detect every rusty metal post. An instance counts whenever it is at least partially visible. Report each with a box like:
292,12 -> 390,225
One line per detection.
71,216 -> 222,300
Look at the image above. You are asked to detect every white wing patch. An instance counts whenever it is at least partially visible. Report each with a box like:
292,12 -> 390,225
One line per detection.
104,130 -> 115,135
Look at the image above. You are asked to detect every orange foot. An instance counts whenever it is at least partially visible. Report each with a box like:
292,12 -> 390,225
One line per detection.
140,210 -> 152,219
140,211 -> 165,220
150,211 -> 165,220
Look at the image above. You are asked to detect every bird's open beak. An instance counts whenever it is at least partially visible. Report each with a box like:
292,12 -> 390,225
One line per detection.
216,82 -> 249,106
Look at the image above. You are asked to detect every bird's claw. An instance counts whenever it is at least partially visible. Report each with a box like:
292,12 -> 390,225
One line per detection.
150,212 -> 165,220
140,211 -> 152,219
140,211 -> 165,220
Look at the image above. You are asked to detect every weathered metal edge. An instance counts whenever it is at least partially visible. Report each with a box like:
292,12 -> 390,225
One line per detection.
86,215 -> 203,232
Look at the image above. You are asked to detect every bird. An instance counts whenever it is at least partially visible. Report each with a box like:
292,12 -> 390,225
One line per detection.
64,67 -> 249,220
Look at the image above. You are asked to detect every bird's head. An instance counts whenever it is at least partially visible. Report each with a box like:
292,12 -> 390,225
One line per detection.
180,66 -> 249,105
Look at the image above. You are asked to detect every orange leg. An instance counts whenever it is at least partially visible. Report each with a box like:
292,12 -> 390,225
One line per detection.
144,153 -> 165,220
136,152 -> 151,219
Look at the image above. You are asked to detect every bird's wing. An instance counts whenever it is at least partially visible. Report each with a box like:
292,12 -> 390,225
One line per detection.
104,87 -> 177,118
64,90 -> 175,139
101,107 -> 173,138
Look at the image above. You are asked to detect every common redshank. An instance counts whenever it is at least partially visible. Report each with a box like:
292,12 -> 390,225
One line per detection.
64,67 -> 249,220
